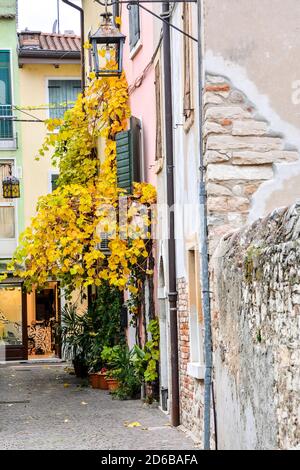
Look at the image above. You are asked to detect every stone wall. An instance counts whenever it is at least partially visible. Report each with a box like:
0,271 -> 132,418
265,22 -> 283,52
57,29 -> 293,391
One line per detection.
177,74 -> 300,447
204,74 -> 299,254
213,203 -> 300,449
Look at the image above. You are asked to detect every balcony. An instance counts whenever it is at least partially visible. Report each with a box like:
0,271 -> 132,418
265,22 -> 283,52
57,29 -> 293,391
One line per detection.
0,105 -> 18,150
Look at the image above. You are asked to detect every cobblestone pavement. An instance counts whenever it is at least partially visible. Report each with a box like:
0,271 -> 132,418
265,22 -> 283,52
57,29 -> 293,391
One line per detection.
0,364 -> 196,450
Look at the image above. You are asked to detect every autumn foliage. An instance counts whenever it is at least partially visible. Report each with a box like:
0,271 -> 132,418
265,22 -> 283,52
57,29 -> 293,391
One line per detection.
3,73 -> 156,295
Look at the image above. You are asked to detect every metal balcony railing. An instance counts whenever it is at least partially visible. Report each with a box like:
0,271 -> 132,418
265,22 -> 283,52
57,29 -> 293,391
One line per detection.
0,105 -> 17,149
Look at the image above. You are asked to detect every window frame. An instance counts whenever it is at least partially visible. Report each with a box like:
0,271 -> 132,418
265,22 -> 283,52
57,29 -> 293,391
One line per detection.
0,49 -> 15,142
129,4 -> 141,54
46,77 -> 81,120
182,4 -> 194,132
0,157 -> 18,258
186,246 -> 205,379
48,169 -> 59,193
155,61 -> 163,162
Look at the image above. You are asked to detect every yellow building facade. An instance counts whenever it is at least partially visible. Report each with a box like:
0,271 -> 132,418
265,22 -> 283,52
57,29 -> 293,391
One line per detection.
18,31 -> 81,360
19,62 -> 80,225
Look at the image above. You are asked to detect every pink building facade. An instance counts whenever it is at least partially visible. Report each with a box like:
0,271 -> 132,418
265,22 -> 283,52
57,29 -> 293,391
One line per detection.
121,4 -> 157,187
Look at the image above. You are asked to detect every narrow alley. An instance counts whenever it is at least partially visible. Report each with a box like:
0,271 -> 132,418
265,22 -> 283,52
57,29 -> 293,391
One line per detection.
0,364 -> 196,450
1,0 -> 300,452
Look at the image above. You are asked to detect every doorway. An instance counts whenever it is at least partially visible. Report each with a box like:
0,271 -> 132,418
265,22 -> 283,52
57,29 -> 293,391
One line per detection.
27,282 -> 61,359
0,281 -> 28,361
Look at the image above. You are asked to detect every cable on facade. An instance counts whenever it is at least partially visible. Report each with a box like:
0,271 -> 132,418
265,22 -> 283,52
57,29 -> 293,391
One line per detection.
128,34 -> 163,95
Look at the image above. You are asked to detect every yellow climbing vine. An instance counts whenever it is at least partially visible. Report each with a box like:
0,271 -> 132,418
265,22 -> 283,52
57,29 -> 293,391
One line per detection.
2,72 -> 156,296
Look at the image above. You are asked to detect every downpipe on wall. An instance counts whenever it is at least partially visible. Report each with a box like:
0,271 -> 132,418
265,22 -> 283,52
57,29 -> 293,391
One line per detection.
162,2 -> 180,427
197,0 -> 213,450
61,0 -> 86,91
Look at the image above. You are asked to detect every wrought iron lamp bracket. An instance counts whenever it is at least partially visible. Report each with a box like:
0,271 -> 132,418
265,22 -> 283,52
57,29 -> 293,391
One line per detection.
94,0 -> 198,42
94,0 -> 196,5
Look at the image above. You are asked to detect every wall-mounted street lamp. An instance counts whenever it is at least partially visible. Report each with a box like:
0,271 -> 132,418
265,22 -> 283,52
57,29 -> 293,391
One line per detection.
2,175 -> 20,199
89,12 -> 126,77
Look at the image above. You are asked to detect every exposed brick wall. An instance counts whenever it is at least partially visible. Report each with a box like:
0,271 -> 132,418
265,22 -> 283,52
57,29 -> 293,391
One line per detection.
177,278 -> 204,443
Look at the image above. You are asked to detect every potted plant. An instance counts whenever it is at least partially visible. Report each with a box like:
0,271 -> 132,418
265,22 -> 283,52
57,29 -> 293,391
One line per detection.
89,367 -> 109,390
60,304 -> 90,378
101,345 -> 122,391
83,284 -> 124,388
101,345 -> 142,399
132,320 -> 160,403
98,367 -> 109,390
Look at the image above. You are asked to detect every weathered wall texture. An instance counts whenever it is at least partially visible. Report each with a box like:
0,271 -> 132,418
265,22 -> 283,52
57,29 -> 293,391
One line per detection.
204,74 -> 299,254
204,0 -> 300,222
213,203 -> 300,449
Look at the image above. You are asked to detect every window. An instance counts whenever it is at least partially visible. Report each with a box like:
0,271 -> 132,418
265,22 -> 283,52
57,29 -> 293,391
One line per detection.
48,80 -> 81,119
0,285 -> 23,346
155,62 -> 163,161
129,4 -> 140,51
187,249 -> 204,370
0,51 -> 13,139
51,173 -> 59,191
48,171 -> 59,193
182,4 -> 194,129
0,161 -> 16,240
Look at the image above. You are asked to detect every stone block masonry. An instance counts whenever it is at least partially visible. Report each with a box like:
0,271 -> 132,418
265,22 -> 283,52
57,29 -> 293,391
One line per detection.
213,202 -> 300,449
177,73 -> 300,447
204,74 -> 299,255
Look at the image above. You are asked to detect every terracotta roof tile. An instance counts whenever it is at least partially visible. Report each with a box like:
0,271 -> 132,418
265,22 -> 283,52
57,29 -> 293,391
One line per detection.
18,31 -> 81,53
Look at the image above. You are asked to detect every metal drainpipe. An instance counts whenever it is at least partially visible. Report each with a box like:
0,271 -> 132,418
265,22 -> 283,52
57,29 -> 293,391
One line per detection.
61,0 -> 85,91
197,0 -> 213,450
162,2 -> 180,427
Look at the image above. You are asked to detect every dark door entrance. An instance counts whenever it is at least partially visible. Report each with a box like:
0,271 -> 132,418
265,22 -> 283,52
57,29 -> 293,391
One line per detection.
0,281 -> 28,361
27,283 -> 61,359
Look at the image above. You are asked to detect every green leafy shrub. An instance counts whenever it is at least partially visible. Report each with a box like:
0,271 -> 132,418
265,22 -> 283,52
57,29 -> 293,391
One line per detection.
60,283 -> 124,374
133,319 -> 160,383
101,345 -> 141,400
85,283 -> 124,372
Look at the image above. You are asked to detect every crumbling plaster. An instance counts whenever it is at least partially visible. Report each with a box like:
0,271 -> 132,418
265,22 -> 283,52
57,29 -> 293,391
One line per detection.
204,0 -> 300,222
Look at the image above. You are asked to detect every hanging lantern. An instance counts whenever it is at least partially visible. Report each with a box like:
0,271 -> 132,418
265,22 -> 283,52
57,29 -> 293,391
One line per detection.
2,175 -> 20,199
89,12 -> 126,77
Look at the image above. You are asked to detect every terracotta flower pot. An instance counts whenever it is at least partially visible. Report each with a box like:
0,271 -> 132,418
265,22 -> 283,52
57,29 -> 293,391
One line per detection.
106,377 -> 120,392
89,373 -> 101,389
98,373 -> 109,390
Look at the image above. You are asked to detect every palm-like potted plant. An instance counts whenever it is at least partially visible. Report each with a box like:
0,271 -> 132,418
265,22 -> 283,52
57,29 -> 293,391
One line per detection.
60,304 -> 90,378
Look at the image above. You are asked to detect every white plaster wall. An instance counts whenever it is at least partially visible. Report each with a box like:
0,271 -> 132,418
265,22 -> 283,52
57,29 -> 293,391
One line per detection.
170,3 -> 200,279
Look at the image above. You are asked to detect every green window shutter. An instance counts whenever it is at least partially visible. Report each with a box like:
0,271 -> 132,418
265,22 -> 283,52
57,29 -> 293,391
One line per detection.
130,116 -> 141,183
129,5 -> 140,50
0,51 -> 13,139
116,117 -> 141,194
48,79 -> 81,119
116,130 -> 132,194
